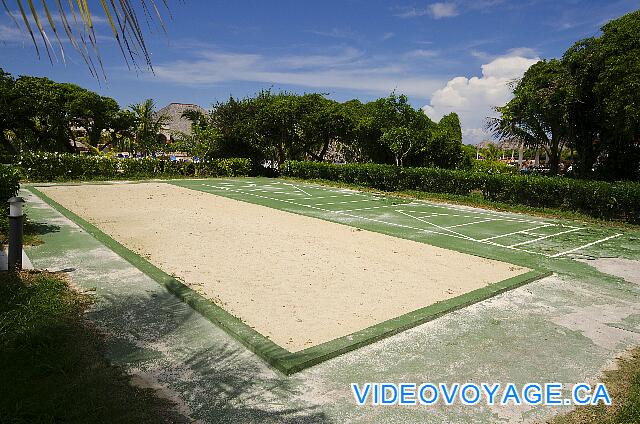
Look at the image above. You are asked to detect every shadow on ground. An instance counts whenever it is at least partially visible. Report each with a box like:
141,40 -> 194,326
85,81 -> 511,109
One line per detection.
92,288 -> 331,424
24,220 -> 60,237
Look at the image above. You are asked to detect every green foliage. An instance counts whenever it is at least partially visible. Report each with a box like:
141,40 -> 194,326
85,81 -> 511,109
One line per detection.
207,91 -> 466,169
16,152 -> 251,181
492,10 -> 640,180
490,59 -> 569,175
282,161 -> 640,222
0,70 -> 122,154
472,159 -> 519,175
129,99 -> 170,155
0,165 -> 20,204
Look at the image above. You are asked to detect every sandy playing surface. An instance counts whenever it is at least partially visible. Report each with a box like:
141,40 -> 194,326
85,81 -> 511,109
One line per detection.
39,182 -> 530,352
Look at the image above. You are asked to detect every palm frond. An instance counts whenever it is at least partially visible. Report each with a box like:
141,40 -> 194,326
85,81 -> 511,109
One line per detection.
4,0 -> 172,78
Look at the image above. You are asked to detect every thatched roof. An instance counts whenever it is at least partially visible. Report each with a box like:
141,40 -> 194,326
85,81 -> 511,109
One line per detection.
156,103 -> 207,136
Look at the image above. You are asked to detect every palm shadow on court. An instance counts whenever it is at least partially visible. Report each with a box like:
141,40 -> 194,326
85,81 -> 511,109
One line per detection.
90,288 -> 331,423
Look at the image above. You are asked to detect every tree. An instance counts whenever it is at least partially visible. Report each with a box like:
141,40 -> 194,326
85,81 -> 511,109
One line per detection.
174,109 -> 224,160
11,75 -> 75,153
66,89 -> 120,149
490,59 -> 570,175
563,11 -> 640,180
0,70 -> 123,154
0,70 -> 17,153
129,99 -> 169,156
297,94 -> 353,161
380,127 -> 418,166
426,113 -> 465,169
109,110 -> 136,153
491,10 -> 640,180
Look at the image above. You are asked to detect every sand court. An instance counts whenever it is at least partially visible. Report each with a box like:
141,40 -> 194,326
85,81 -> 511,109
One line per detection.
39,182 -> 530,352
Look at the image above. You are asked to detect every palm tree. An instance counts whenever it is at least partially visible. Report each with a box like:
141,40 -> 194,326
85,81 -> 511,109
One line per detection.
3,1 -> 169,77
130,99 -> 169,156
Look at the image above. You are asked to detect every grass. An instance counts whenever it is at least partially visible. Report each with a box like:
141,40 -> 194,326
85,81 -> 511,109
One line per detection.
279,176 -> 640,231
0,270 -> 188,423
551,347 -> 640,423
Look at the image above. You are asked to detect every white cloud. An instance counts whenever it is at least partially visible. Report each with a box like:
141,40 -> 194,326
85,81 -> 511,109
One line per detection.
394,7 -> 429,18
381,32 -> 395,41
404,49 -> 439,58
423,51 -> 540,144
0,23 -> 26,43
151,47 -> 445,98
428,2 -> 459,19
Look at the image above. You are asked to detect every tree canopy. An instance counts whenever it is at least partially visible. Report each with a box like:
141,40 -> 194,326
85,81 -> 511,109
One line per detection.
178,91 -> 467,169
491,10 -> 640,180
0,69 -> 121,154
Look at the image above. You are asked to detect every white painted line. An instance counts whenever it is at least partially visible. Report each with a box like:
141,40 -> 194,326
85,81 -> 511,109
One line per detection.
199,183 -> 552,257
282,182 -> 313,197
313,199 -> 374,206
550,233 -> 624,258
285,194 -> 353,201
396,210 -> 477,241
334,204 -> 397,213
479,224 -> 554,242
445,218 -> 500,228
396,210 -> 551,257
509,228 -> 581,247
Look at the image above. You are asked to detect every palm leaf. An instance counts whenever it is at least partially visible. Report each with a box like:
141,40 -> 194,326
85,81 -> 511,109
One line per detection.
4,0 -> 171,78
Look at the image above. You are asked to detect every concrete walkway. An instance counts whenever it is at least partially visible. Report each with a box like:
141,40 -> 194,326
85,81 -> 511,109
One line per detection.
22,188 -> 640,423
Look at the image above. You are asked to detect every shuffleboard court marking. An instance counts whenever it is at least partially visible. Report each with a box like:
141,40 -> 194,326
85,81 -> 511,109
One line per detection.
395,210 -> 477,240
198,181 -> 623,260
444,218 -> 502,229
479,224 -> 555,242
286,195 -> 356,201
282,182 -> 313,197
509,228 -> 582,247
396,209 -> 556,257
336,204 -> 404,213
312,199 -> 375,206
201,183 -> 553,257
200,184 -> 448,237
402,204 -> 549,226
550,233 -> 624,258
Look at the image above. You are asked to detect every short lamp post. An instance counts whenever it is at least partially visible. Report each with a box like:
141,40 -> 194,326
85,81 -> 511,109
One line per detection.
7,197 -> 25,272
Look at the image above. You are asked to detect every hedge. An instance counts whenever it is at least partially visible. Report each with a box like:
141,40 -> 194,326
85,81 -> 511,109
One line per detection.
16,153 -> 251,182
281,161 -> 640,223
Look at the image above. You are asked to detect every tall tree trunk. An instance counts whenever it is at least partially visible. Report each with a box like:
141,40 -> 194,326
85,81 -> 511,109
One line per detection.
549,141 -> 560,175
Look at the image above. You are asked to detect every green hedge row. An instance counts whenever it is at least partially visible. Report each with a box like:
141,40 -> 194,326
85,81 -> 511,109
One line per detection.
16,153 -> 251,182
281,161 -> 640,223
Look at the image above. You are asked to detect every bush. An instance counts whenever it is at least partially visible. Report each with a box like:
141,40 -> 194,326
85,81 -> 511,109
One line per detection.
16,153 -> 252,182
281,161 -> 640,223
0,165 -> 20,204
472,159 -> 519,175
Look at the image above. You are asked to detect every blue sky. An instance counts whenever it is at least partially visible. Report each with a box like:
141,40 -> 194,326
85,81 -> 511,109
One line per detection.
1,0 -> 638,143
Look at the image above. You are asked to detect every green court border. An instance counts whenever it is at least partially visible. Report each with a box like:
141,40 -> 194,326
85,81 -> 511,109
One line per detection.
27,184 -> 549,375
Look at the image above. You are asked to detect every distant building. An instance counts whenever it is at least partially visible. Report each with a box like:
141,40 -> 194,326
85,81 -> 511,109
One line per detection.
155,102 -> 207,143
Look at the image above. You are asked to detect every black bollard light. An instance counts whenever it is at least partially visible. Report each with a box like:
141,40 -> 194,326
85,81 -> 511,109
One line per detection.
7,197 -> 25,272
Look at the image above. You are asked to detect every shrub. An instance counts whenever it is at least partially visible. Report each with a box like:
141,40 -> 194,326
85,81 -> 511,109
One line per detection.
0,165 -> 20,205
281,161 -> 640,223
472,159 -> 519,175
16,153 -> 252,182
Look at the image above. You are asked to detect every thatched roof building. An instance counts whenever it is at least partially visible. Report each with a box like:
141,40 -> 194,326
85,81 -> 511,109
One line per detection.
156,102 -> 207,141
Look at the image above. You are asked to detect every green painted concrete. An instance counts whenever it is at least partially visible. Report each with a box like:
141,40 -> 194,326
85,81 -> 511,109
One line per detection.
20,179 -> 640,423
